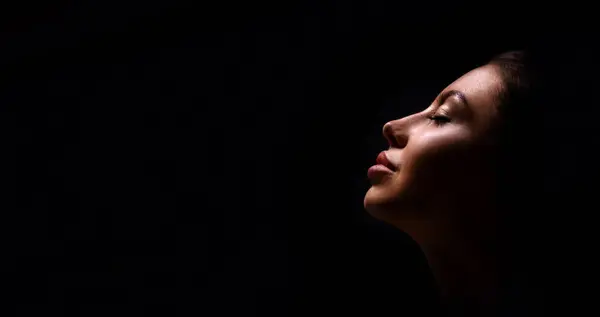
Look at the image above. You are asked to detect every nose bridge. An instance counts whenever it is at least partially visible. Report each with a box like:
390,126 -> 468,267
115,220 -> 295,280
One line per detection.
383,114 -> 413,148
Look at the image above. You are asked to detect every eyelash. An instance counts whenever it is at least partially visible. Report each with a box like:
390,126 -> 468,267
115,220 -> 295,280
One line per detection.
428,115 -> 451,125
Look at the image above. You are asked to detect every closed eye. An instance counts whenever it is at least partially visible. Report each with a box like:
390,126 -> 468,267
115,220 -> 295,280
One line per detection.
428,115 -> 451,125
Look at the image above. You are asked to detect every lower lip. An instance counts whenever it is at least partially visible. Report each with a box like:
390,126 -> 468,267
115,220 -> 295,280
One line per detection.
367,164 -> 394,179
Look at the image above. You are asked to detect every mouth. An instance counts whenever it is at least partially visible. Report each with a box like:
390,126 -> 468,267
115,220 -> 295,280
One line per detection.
376,151 -> 396,171
367,151 -> 396,181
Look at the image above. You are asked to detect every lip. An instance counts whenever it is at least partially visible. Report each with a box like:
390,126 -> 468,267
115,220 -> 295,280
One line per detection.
367,164 -> 394,179
376,151 -> 396,171
367,151 -> 396,180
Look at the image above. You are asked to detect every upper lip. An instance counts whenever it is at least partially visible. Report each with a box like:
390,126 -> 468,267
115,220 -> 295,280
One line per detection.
376,151 -> 396,171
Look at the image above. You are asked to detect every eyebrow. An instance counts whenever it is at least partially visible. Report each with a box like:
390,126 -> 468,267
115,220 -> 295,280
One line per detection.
439,89 -> 469,107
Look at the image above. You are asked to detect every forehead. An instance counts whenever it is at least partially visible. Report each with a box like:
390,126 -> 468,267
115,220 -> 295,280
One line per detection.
442,64 -> 504,122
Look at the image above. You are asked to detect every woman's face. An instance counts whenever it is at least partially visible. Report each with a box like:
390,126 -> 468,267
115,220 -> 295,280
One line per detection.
364,65 -> 506,224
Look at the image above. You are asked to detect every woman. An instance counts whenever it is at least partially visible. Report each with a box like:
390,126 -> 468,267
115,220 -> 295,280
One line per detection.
363,50 -> 596,316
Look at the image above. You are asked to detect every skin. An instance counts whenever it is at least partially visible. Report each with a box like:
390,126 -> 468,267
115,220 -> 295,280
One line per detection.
364,64 -> 513,316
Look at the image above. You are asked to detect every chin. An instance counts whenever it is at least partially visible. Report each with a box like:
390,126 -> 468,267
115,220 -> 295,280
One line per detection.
364,185 -> 399,220
363,179 -> 418,223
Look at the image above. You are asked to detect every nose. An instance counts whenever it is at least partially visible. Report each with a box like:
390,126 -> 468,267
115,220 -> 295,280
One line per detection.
382,119 -> 409,148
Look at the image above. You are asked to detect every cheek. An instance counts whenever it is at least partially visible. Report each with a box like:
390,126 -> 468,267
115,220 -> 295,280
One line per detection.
364,126 -> 481,215
397,128 -> 474,187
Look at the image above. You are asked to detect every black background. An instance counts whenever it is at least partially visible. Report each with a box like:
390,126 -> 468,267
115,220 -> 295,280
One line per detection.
3,1 -> 596,316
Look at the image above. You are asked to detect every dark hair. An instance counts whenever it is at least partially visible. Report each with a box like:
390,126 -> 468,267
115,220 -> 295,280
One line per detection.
480,51 -> 546,295
487,50 -> 546,216
486,48 -> 600,304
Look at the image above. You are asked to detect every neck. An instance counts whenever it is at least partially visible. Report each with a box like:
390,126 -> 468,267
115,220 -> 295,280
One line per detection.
424,235 -> 504,317
389,196 -> 519,317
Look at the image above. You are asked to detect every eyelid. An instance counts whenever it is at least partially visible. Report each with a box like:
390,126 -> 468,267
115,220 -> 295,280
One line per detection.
434,105 -> 450,116
427,105 -> 451,121
439,96 -> 456,106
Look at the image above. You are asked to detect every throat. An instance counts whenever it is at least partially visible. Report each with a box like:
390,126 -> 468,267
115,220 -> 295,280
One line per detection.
422,234 -> 507,317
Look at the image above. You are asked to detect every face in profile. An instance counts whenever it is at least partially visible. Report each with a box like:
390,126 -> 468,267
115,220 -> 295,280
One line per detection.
364,64 -> 506,229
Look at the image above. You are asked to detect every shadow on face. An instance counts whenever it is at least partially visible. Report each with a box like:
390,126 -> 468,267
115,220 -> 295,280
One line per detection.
364,64 -> 507,235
